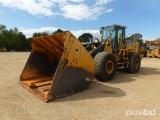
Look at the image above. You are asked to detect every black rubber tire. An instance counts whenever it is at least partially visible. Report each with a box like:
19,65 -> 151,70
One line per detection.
124,52 -> 141,73
94,52 -> 117,82
143,52 -> 147,57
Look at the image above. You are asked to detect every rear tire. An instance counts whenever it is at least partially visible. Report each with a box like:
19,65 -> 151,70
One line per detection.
124,52 -> 141,73
94,52 -> 117,82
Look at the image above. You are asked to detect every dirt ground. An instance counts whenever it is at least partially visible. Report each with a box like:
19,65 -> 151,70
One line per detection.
0,52 -> 160,120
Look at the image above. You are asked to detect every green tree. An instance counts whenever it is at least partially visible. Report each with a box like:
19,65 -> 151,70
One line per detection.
0,25 -> 67,51
0,25 -> 7,48
32,31 -> 49,37
53,29 -> 63,34
15,32 -> 28,51
0,24 -> 6,34
0,26 -> 30,51
32,32 -> 38,37
78,33 -> 93,42
26,37 -> 32,50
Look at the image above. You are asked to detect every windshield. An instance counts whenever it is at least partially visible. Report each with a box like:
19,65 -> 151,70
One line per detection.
101,26 -> 115,41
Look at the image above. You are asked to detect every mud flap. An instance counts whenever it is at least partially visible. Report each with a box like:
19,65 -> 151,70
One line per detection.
20,31 -> 94,102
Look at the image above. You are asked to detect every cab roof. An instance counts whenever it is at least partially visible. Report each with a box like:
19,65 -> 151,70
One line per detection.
101,24 -> 127,28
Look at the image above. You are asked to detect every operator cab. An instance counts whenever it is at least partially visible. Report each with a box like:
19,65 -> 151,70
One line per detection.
100,24 -> 126,53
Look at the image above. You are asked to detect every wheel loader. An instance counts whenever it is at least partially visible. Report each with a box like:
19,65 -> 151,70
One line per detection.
145,40 -> 160,57
124,33 -> 147,57
85,24 -> 142,81
20,24 -> 142,102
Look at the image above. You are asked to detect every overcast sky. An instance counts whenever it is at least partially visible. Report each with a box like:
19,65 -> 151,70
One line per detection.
0,0 -> 160,39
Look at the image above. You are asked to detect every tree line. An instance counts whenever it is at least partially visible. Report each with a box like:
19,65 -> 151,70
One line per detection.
0,25 -> 31,51
0,24 -> 93,51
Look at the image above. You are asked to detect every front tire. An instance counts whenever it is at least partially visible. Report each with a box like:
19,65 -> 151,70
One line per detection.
94,52 -> 117,82
125,52 -> 141,73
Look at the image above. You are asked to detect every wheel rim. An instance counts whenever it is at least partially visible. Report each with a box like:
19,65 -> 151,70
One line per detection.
106,60 -> 114,74
134,59 -> 139,69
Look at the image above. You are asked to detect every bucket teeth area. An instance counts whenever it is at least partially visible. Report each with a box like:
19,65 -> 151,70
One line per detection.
22,78 -> 52,93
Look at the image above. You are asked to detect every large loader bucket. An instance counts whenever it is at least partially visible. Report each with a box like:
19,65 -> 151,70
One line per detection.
20,31 -> 94,102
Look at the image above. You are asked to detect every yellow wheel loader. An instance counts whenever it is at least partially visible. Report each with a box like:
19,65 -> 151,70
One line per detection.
124,33 -> 147,57
145,40 -> 160,57
20,24 -> 142,102
88,25 -> 142,81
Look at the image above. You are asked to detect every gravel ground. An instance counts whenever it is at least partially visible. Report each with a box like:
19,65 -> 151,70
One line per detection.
0,52 -> 160,120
